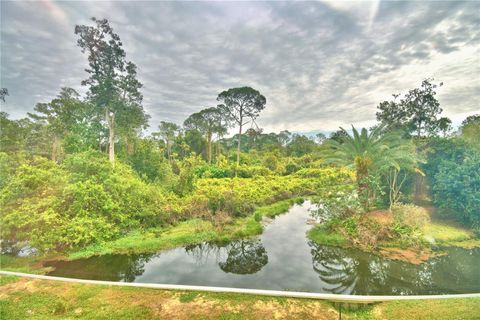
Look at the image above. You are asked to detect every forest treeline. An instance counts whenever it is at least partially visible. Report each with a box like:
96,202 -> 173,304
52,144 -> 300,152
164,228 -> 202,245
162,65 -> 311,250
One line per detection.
0,18 -> 479,253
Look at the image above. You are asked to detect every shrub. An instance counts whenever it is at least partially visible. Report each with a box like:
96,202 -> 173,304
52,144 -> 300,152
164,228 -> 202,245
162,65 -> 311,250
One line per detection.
0,157 -> 68,251
194,165 -> 231,178
285,161 -> 300,175
235,165 -> 272,178
0,153 -> 173,252
294,167 -> 354,181
311,189 -> 361,222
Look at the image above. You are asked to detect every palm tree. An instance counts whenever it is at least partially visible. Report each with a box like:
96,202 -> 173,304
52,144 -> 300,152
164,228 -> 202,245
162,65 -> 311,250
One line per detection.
323,126 -> 417,210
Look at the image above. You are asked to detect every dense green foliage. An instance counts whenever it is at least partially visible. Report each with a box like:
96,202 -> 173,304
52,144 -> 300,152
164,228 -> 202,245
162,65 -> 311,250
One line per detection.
0,153 -> 173,251
0,148 -> 354,252
431,150 -> 480,231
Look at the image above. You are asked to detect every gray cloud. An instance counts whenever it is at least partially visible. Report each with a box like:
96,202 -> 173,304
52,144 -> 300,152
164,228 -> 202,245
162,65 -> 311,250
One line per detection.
1,1 -> 478,134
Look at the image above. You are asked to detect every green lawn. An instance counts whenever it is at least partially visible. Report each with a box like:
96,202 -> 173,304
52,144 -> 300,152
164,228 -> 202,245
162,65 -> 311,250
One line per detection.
1,276 -> 479,320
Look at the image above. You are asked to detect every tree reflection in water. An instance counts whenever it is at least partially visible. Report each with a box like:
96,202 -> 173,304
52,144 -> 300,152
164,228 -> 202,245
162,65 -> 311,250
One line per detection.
185,239 -> 268,275
184,243 -> 222,266
309,241 -> 405,295
218,239 -> 268,274
308,241 -> 474,295
120,253 -> 154,282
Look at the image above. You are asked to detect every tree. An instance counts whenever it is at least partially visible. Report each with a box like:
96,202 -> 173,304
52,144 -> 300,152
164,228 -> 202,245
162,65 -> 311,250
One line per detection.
460,114 -> 480,150
245,127 -> 263,150
75,17 -> 148,166
376,79 -> 446,138
438,117 -> 452,137
461,114 -> 480,127
184,107 -> 227,163
324,126 -> 417,210
286,134 -> 317,157
0,88 -> 8,102
383,141 -> 420,209
217,87 -> 266,166
28,88 -> 91,162
156,121 -> 180,161
315,133 -> 327,144
329,129 -> 349,143
278,130 -> 292,147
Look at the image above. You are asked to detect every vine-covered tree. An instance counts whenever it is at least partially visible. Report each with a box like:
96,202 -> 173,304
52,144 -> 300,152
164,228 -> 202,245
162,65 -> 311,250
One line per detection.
183,106 -> 227,163
217,87 -> 266,166
75,17 -> 148,165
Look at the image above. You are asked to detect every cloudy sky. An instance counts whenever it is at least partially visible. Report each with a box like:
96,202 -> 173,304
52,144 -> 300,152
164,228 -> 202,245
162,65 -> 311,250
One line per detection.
1,1 -> 479,135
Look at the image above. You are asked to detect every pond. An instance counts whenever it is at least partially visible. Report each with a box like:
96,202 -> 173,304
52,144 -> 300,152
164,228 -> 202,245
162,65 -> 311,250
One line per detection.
46,201 -> 480,295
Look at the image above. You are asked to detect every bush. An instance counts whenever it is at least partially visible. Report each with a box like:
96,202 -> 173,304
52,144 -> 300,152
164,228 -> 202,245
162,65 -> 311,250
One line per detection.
235,165 -> 272,178
285,161 -> 300,175
0,157 -> 68,251
294,167 -> 354,181
194,165 -> 231,178
0,153 -> 173,252
193,169 -> 354,219
311,189 -> 361,222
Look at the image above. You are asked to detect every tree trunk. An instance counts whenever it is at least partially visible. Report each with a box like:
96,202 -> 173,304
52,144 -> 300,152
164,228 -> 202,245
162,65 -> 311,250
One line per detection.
207,131 -> 212,164
52,135 -> 60,163
237,115 -> 243,167
108,111 -> 115,166
167,140 -> 172,161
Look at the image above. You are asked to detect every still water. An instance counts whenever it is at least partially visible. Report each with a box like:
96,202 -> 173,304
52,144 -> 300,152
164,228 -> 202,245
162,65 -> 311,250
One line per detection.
47,202 -> 480,295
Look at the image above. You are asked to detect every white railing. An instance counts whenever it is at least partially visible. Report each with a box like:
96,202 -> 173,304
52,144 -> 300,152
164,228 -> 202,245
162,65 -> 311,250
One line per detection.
1,270 -> 479,304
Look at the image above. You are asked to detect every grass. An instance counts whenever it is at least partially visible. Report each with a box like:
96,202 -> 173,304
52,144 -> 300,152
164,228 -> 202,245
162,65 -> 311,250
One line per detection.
1,276 -> 479,320
0,254 -> 54,274
307,224 -> 348,247
372,299 -> 480,320
422,221 -> 477,244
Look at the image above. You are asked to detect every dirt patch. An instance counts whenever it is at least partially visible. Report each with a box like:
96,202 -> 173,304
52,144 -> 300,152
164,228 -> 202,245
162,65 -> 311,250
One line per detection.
0,278 -> 39,298
369,210 -> 394,226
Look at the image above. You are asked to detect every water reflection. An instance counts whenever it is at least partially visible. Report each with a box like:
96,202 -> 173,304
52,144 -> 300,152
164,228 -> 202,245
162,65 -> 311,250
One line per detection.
185,239 -> 268,274
218,239 -> 268,274
44,202 -> 480,294
45,253 -> 154,282
309,241 -> 480,295
47,239 -> 268,280
310,242 -> 386,294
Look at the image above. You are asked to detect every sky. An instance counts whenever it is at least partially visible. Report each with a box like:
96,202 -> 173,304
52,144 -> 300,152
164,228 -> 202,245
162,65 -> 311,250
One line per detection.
1,1 -> 479,135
